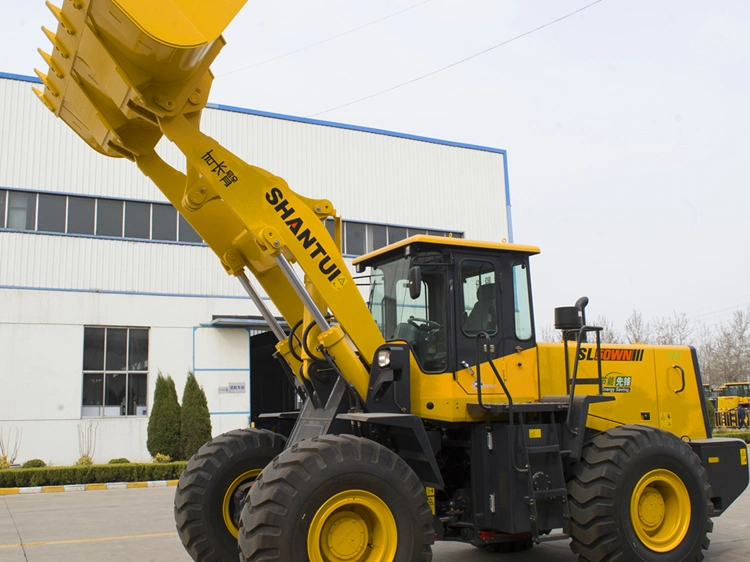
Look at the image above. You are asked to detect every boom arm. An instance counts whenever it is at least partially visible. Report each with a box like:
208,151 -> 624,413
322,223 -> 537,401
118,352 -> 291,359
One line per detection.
34,0 -> 385,399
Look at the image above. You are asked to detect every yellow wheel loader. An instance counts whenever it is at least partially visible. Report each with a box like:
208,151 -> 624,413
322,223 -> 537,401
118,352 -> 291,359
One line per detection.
715,383 -> 750,429
35,1 -> 748,561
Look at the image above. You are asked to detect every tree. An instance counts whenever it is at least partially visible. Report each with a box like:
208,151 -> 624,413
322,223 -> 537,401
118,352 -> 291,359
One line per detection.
707,309 -> 750,385
181,372 -> 213,460
147,372 -> 182,460
624,310 -> 650,344
590,314 -> 621,344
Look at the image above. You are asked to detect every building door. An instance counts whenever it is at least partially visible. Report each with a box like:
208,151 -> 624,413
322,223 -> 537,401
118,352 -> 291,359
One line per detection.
250,331 -> 297,424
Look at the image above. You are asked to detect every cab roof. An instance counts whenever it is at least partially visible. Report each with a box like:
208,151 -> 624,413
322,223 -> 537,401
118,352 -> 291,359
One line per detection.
353,234 -> 540,268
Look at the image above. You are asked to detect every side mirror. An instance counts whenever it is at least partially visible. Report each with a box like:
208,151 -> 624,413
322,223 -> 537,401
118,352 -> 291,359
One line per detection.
408,266 -> 422,300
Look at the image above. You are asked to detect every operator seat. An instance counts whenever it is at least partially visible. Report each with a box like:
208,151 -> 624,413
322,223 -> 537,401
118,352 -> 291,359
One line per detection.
464,283 -> 497,334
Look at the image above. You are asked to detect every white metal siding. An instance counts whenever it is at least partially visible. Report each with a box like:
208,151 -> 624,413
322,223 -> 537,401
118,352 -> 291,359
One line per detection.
1,76 -> 508,243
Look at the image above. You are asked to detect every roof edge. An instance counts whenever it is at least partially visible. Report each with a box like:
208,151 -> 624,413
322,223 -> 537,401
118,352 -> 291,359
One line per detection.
0,72 -> 506,155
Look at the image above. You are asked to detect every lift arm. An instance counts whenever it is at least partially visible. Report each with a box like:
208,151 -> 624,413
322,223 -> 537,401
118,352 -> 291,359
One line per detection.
34,0 -> 385,399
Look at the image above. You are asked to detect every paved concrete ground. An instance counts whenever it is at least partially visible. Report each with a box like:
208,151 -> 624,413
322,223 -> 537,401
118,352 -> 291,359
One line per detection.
1,484 -> 748,561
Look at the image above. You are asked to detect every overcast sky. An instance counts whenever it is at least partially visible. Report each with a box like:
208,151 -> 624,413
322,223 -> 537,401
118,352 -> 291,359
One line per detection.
2,0 -> 749,336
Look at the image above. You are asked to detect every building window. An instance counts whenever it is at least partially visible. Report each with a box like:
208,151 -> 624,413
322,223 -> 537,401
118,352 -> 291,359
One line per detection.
345,222 -> 366,256
124,201 -> 151,239
388,226 -> 407,244
68,196 -> 96,235
0,189 -> 6,229
96,199 -> 123,237
342,221 -> 463,256
37,193 -> 66,233
152,204 -> 177,241
0,188 -> 464,253
367,224 -> 387,252
178,215 -> 202,243
82,327 -> 149,417
7,191 -> 36,230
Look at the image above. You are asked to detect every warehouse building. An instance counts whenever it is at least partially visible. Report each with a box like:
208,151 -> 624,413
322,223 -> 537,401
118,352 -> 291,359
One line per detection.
0,73 -> 512,464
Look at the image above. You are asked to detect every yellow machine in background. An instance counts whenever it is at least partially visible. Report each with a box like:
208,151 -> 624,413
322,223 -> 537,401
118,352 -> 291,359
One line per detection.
35,1 -> 748,561
716,383 -> 750,428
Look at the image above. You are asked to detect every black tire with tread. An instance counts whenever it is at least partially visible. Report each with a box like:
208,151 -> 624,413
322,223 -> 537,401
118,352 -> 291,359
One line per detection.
567,424 -> 713,562
174,428 -> 285,562
238,434 -> 434,561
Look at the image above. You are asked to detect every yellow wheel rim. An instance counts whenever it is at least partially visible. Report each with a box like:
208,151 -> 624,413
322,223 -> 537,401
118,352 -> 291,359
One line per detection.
222,469 -> 262,539
630,469 -> 691,552
307,490 -> 397,562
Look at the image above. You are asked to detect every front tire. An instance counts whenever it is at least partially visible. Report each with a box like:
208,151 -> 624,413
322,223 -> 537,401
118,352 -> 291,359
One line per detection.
238,434 -> 434,561
174,428 -> 285,562
567,425 -> 713,562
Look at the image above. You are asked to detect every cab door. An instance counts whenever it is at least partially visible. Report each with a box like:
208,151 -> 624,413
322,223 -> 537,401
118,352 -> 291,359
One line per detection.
498,257 -> 539,402
454,255 -> 504,395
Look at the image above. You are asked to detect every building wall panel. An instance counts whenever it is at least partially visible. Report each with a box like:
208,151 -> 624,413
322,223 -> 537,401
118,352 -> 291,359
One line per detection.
1,76 -> 509,245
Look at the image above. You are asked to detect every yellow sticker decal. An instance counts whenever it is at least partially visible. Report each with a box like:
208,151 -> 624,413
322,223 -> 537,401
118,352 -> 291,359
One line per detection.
529,429 -> 542,439
741,448 -> 748,467
660,412 -> 673,428
425,487 -> 435,515
708,456 -> 720,464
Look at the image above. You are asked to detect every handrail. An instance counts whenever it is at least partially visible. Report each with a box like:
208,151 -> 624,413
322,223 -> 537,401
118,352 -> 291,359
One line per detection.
565,325 -> 603,435
474,333 -> 526,474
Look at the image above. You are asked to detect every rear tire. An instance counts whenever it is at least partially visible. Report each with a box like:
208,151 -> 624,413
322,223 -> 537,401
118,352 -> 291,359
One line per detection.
238,434 -> 434,561
174,428 -> 285,562
567,424 -> 713,562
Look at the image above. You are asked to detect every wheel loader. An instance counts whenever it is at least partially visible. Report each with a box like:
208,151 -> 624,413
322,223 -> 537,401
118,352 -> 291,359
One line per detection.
34,1 -> 748,561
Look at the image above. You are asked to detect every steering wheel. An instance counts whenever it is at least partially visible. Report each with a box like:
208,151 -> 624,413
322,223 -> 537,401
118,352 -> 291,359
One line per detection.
408,317 -> 442,334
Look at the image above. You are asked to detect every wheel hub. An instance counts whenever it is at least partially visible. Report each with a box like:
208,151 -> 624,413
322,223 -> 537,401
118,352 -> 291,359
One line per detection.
637,487 -> 665,530
323,511 -> 369,560
308,489 -> 397,562
629,469 -> 691,553
222,469 -> 262,539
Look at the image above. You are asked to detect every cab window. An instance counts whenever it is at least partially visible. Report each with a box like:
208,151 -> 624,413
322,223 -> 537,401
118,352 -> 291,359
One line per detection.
461,260 -> 497,336
513,262 -> 533,340
369,253 -> 448,373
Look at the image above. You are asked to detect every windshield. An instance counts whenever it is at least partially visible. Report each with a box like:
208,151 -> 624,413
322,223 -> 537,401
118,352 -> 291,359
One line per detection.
723,384 -> 750,397
368,253 -> 448,373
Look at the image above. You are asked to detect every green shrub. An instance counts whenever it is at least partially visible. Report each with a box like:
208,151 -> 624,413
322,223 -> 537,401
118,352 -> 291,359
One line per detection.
706,400 -> 716,432
0,456 -> 9,470
180,372 -> 212,460
75,455 -> 93,466
152,454 -> 171,464
22,459 -> 46,469
147,372 -> 182,460
0,462 -> 187,488
713,430 -> 750,443
108,458 -> 131,464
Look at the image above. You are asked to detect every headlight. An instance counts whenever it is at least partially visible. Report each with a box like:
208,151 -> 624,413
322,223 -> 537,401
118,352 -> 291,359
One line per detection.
377,349 -> 391,368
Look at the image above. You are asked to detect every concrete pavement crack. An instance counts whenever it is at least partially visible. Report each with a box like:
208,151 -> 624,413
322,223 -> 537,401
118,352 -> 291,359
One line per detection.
2,497 -> 29,561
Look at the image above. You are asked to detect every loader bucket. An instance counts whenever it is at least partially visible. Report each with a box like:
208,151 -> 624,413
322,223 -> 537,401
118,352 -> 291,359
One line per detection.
34,0 -> 247,159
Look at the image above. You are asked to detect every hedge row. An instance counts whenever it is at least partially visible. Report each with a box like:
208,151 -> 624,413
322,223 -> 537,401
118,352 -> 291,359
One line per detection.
713,430 -> 750,443
0,462 -> 187,488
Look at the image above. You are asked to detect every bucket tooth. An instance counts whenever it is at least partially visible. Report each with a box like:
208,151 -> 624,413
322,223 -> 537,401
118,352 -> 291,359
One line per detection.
38,48 -> 65,79
46,1 -> 77,36
42,26 -> 70,59
32,87 -> 56,113
34,68 -> 60,98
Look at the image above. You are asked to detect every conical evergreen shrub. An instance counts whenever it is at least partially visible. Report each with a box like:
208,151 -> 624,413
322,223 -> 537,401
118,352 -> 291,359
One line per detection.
146,372 -> 182,460
180,372 -> 213,460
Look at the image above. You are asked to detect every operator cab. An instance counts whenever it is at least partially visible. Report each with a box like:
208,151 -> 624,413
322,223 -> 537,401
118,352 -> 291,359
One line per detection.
355,235 -> 541,374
